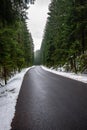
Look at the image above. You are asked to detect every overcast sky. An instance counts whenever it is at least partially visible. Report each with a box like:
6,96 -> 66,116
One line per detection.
27,0 -> 51,51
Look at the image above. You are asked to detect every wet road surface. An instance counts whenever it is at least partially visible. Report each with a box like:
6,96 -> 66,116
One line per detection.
11,66 -> 87,130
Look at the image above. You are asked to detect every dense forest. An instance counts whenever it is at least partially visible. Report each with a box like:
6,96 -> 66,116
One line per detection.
0,0 -> 87,85
0,0 -> 35,84
34,50 -> 41,65
40,0 -> 87,73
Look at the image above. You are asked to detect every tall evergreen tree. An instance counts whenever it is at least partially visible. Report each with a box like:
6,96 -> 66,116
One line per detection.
0,0 -> 35,84
40,0 -> 87,72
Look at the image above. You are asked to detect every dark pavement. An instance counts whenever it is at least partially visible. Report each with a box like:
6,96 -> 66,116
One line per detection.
11,66 -> 87,130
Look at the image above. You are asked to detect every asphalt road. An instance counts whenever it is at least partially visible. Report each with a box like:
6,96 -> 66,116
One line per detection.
11,66 -> 87,130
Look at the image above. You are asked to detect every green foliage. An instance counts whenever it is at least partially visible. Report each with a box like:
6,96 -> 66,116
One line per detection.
0,0 -> 36,26
77,53 -> 87,72
40,0 -> 87,73
0,0 -> 35,84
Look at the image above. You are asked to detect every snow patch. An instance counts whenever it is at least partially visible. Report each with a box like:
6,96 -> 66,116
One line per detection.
41,66 -> 87,84
0,66 -> 34,130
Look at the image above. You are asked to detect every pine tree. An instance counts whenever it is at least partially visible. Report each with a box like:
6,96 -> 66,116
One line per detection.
40,0 -> 87,72
0,0 -> 35,84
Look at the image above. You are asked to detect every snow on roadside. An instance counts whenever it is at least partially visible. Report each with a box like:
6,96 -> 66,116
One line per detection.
0,66 -> 34,130
41,66 -> 87,84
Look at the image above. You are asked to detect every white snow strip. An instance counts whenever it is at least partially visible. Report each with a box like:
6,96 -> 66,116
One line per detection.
0,66 -> 35,130
41,66 -> 87,84
0,65 -> 86,130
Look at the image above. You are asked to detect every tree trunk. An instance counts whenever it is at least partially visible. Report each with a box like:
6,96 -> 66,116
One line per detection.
81,28 -> 85,54
73,54 -> 77,73
70,58 -> 73,71
3,66 -> 7,85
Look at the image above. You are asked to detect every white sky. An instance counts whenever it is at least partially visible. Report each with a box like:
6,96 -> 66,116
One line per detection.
27,0 -> 51,51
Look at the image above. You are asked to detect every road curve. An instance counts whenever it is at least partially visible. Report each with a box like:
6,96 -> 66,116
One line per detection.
11,66 -> 87,130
